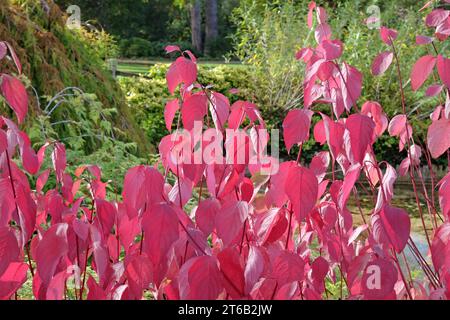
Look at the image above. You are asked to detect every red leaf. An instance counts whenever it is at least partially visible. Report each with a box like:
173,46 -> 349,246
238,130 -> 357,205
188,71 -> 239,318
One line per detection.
164,99 -> 179,131
182,93 -> 208,130
0,262 -> 28,300
270,250 -> 305,286
416,35 -> 434,45
379,205 -> 411,253
142,203 -> 179,282
380,27 -> 398,45
431,222 -> 450,275
209,92 -> 230,131
361,258 -> 397,299
372,51 -> 394,76
215,200 -> 249,246
165,45 -> 181,54
411,55 -> 437,91
338,163 -> 362,210
317,39 -> 343,60
0,74 -> 28,123
195,198 -> 220,235
179,256 -> 223,300
283,109 -> 314,153
426,9 -> 450,27
388,114 -> 407,137
35,223 -> 69,286
218,247 -> 245,298
0,227 -> 20,277
315,23 -> 332,44
125,254 -> 153,299
346,114 -> 375,164
425,84 -> 444,97
51,143 -> 66,183
122,166 -> 165,213
439,173 -> 450,219
166,56 -> 197,94
427,118 -> 450,158
437,55 -> 450,89
286,166 -> 318,221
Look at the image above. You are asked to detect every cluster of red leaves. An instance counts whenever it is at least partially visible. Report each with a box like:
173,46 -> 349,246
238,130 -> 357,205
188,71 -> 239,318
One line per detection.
0,2 -> 450,300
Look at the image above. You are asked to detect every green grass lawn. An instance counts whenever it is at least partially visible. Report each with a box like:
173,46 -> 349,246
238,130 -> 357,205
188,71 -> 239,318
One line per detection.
117,59 -> 244,75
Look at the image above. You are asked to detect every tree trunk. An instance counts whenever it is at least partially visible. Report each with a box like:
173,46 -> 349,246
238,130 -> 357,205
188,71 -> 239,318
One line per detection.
204,0 -> 218,56
190,0 -> 203,54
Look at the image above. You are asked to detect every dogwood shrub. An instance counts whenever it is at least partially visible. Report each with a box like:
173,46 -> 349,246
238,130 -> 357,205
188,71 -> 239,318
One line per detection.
0,1 -> 449,300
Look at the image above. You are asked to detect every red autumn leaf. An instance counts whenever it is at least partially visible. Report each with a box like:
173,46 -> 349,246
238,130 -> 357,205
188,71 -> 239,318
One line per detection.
51,142 -> 66,182
0,74 -> 28,123
195,198 -> 220,235
218,247 -> 245,298
427,118 -> 450,158
431,223 -> 450,275
182,93 -> 208,130
282,109 -> 314,153
346,114 -> 375,164
179,256 -> 223,300
437,55 -> 450,89
0,227 -> 20,277
125,254 -> 153,299
379,205 -> 411,253
215,200 -> 249,246
209,91 -> 230,131
270,250 -> 305,286
165,45 -> 181,54
166,56 -> 197,94
372,51 -> 394,76
35,223 -> 69,286
122,166 -> 165,212
286,166 -> 318,221
164,98 -> 179,131
426,9 -> 450,27
380,27 -> 398,45
142,203 -> 179,269
361,258 -> 397,300
411,55 -> 437,91
0,262 -> 28,300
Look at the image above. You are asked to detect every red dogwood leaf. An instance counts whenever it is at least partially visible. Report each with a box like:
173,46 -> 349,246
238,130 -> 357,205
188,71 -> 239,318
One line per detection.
182,93 -> 208,130
372,51 -> 394,76
380,27 -> 398,45
437,55 -> 450,89
427,118 -> 450,158
215,200 -> 249,246
346,114 -> 375,164
286,166 -> 318,221
361,258 -> 397,299
0,227 -> 20,277
166,56 -> 197,94
283,109 -> 314,153
179,256 -> 223,300
164,99 -> 179,131
35,223 -> 69,286
411,55 -> 437,91
379,205 -> 411,253
0,262 -> 28,300
0,74 -> 28,123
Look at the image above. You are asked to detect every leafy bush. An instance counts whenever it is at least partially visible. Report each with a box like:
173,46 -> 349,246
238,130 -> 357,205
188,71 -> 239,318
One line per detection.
0,1 -> 449,302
